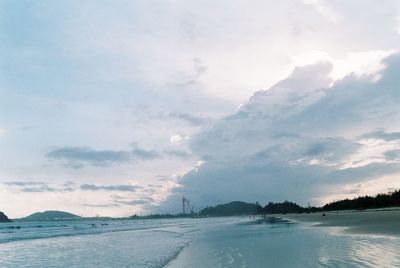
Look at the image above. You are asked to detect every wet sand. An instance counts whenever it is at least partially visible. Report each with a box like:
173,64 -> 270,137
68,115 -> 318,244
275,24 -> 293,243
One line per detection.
281,208 -> 400,236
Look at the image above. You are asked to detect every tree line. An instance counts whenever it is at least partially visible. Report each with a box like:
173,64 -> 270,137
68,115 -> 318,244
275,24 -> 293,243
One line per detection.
323,190 -> 400,211
198,190 -> 400,216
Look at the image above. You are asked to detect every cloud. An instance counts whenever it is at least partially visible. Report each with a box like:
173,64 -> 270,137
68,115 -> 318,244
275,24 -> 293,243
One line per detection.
83,203 -> 121,208
4,181 -> 46,187
44,144 -> 190,168
362,129 -> 400,141
131,144 -> 160,160
168,112 -> 209,125
169,134 -> 190,144
111,194 -> 154,206
302,0 -> 341,23
80,184 -> 140,192
384,150 -> 400,161
164,150 -> 192,159
155,175 -> 170,181
4,181 -> 142,194
114,199 -> 151,206
161,53 -> 400,211
397,15 -> 400,34
45,147 -> 131,168
3,181 -> 75,193
20,125 -> 34,131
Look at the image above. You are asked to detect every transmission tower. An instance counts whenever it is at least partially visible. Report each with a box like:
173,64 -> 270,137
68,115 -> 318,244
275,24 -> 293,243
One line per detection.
182,197 -> 190,214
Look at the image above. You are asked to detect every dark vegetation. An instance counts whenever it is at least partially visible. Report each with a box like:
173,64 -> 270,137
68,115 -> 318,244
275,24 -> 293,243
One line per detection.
197,190 -> 400,216
197,200 -> 321,216
199,201 -> 263,216
323,190 -> 400,211
263,201 -> 321,214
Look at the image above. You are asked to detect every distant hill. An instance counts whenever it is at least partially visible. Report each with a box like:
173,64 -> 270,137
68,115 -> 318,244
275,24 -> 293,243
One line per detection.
199,201 -> 322,216
20,210 -> 81,221
199,201 -> 263,216
0,211 -> 12,223
263,201 -> 305,214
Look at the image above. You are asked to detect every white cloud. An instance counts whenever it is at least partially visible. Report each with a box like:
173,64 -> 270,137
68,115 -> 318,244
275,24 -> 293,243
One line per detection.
302,0 -> 341,23
319,172 -> 400,205
50,0 -> 400,104
291,50 -> 395,81
161,53 -> 400,211
341,138 -> 400,169
170,134 -> 190,144
397,15 -> 400,34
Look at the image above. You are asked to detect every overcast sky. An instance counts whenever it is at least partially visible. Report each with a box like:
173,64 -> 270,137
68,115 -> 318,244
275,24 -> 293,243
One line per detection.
1,0 -> 400,217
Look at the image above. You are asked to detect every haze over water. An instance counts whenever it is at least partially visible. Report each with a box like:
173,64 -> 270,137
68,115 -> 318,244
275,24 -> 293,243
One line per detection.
1,217 -> 399,267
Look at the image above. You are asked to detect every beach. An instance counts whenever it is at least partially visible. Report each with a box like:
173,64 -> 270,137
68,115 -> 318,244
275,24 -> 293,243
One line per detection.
281,208 -> 400,236
1,216 -> 400,267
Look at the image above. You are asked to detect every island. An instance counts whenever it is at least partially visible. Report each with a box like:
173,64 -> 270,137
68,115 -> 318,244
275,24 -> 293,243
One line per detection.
19,210 -> 82,221
0,211 -> 11,223
199,201 -> 263,216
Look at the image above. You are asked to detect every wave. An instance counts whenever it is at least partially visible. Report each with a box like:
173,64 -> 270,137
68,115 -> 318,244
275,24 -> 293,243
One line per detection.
164,241 -> 192,267
0,219 -> 181,244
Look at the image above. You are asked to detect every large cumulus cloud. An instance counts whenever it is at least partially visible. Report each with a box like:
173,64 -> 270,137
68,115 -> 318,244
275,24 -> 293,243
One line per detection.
161,53 -> 400,211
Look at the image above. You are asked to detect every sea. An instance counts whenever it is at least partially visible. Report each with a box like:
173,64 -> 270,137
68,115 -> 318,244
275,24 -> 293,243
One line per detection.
0,216 -> 399,267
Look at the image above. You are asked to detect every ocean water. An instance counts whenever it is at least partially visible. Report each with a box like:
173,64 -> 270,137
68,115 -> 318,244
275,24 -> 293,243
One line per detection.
0,217 -> 399,267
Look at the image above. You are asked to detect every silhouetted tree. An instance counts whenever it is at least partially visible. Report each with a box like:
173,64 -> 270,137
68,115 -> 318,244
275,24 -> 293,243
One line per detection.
323,190 -> 400,211
199,201 -> 262,216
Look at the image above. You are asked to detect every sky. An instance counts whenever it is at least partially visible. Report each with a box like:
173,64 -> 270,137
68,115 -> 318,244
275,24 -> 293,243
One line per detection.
1,0 -> 400,218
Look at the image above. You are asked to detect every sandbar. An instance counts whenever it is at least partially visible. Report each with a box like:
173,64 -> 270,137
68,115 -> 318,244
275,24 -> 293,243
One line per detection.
281,208 -> 400,236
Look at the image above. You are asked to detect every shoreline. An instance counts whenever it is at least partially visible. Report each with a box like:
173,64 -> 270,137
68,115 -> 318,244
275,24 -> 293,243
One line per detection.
280,207 -> 400,237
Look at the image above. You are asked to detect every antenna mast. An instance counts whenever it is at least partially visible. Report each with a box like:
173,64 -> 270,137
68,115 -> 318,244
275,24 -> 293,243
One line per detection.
182,197 -> 190,214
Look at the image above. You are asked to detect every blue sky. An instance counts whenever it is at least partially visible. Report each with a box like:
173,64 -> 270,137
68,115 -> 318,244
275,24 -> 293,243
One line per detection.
1,0 -> 400,217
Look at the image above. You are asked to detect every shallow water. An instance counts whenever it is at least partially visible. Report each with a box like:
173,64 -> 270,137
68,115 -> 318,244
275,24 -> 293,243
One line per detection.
0,217 -> 399,267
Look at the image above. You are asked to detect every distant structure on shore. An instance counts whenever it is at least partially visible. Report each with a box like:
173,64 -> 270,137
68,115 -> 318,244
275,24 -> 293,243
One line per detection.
182,197 -> 193,215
